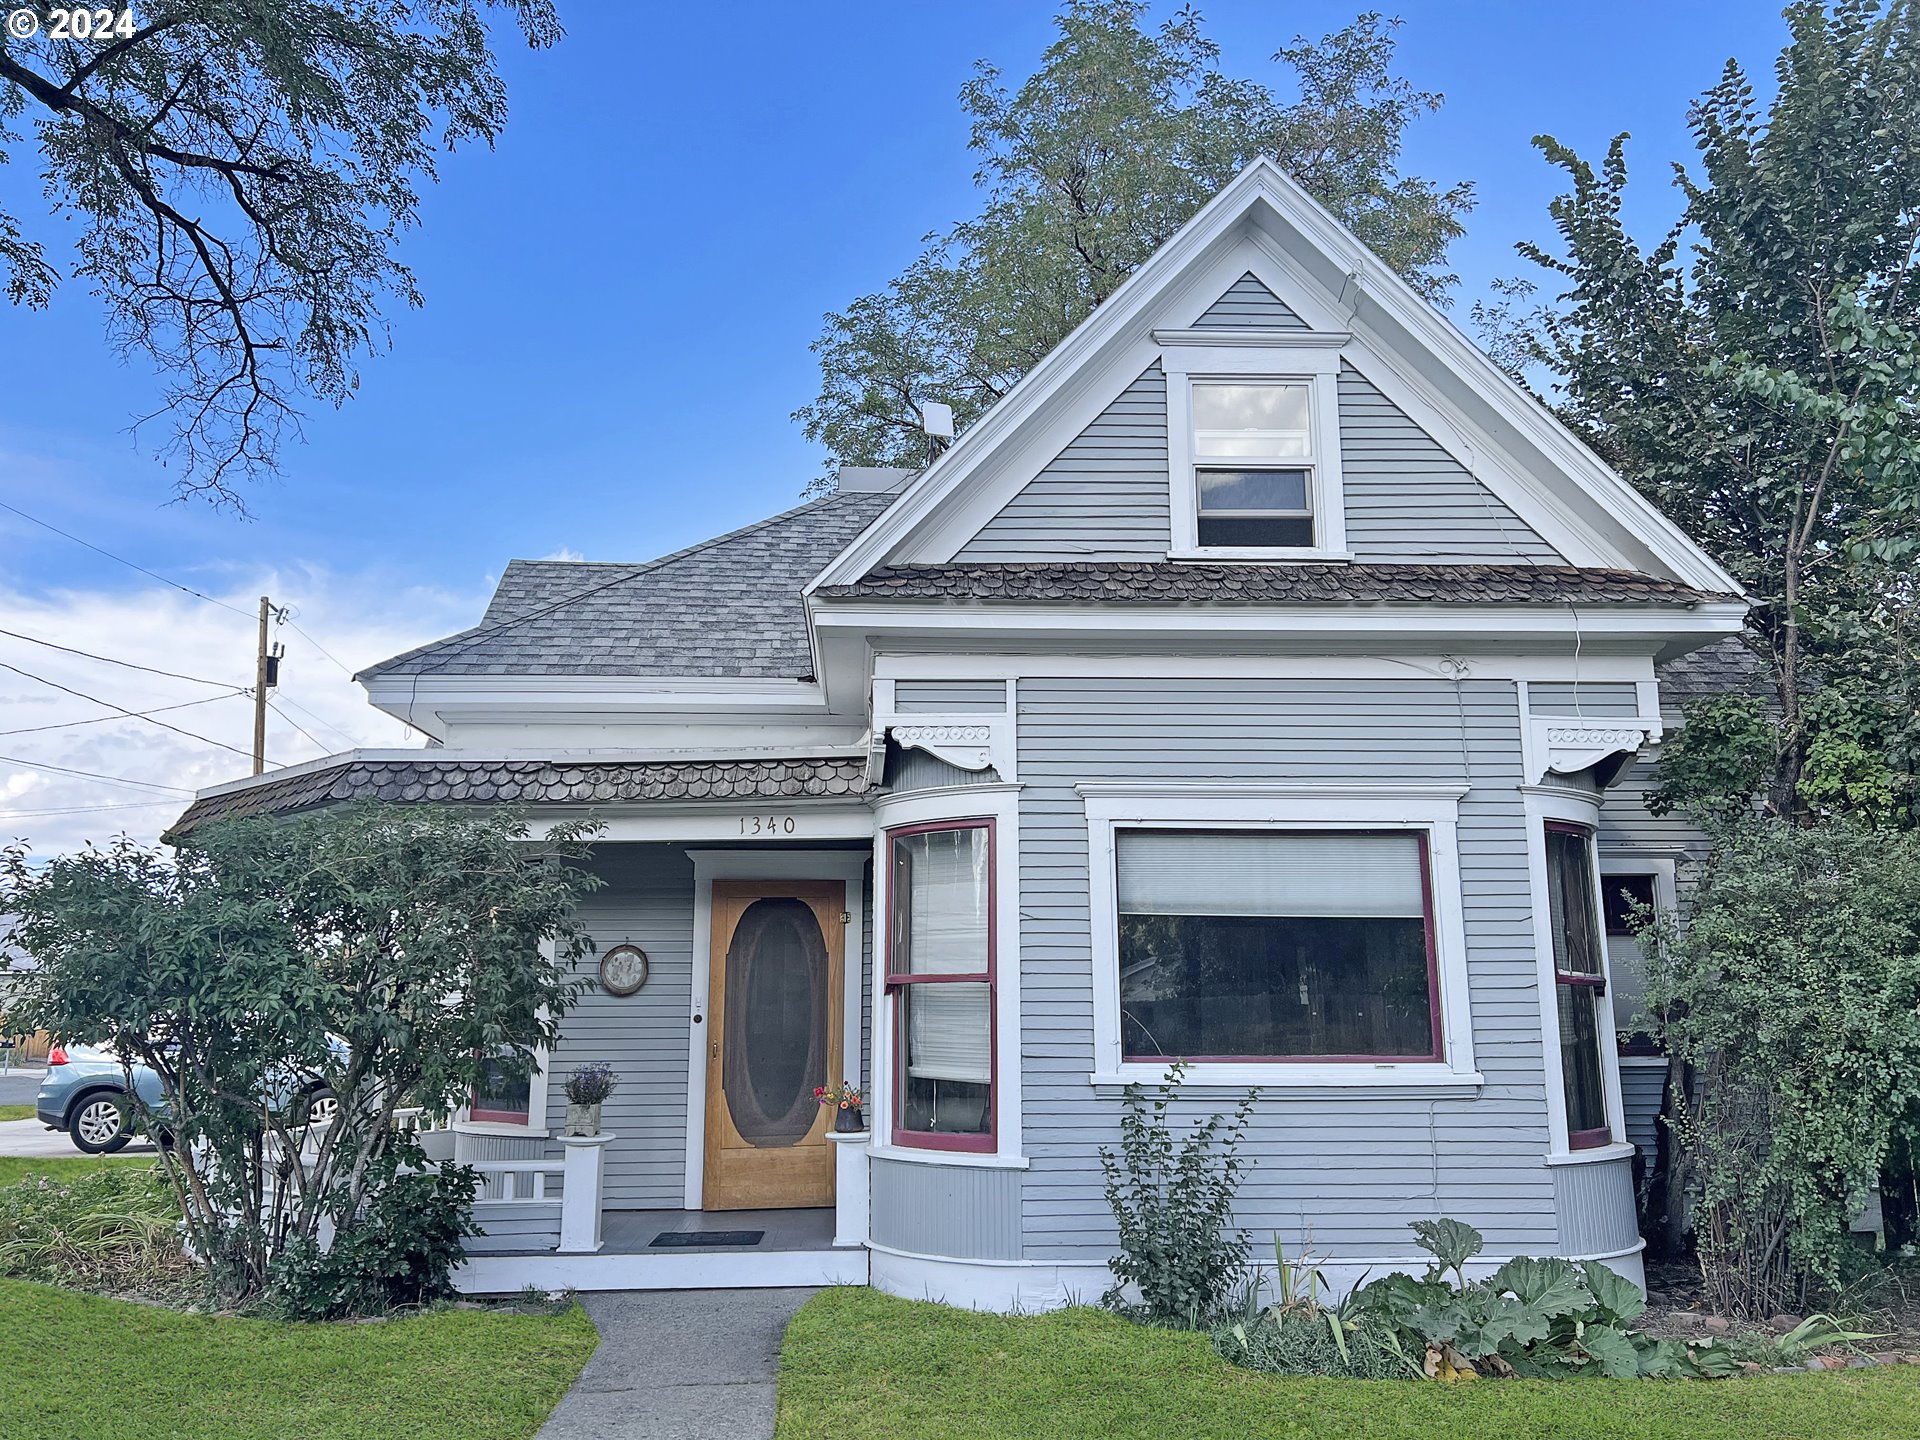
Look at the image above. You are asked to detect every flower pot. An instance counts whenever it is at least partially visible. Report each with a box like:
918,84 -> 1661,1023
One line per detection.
833,1104 -> 866,1135
565,1101 -> 602,1137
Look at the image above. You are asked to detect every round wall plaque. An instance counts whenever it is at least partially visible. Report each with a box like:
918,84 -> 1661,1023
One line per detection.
598,943 -> 649,996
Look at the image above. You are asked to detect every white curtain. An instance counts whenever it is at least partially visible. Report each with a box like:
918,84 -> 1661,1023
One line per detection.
1116,831 -> 1424,918
905,983 -> 992,1083
896,827 -> 989,974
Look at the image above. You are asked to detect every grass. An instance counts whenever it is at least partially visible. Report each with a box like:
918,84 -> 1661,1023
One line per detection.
777,1288 -> 1920,1440
0,1277 -> 597,1440
0,1154 -> 596,1439
0,1103 -> 35,1121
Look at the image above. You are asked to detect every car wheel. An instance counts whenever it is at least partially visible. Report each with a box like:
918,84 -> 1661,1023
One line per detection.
68,1093 -> 131,1154
300,1087 -> 340,1127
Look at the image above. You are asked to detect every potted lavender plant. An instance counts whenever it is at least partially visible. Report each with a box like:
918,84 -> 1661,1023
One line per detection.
564,1063 -> 618,1136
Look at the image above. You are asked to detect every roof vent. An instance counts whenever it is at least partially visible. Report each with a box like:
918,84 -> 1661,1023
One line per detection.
834,466 -> 916,494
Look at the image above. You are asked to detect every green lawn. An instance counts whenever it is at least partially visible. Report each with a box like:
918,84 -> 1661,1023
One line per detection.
0,1278 -> 597,1440
777,1288 -> 1920,1440
0,1103 -> 35,1121
0,1154 -> 147,1187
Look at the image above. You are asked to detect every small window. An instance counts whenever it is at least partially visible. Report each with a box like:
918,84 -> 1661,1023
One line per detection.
472,1053 -> 532,1124
1601,873 -> 1657,936
1546,824 -> 1612,1148
887,820 -> 995,1150
1191,381 -> 1314,548
1115,829 -> 1439,1062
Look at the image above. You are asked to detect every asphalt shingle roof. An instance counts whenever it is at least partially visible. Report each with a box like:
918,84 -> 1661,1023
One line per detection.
1655,634 -> 1776,704
166,755 -> 873,837
816,562 -> 1733,607
361,490 -> 894,680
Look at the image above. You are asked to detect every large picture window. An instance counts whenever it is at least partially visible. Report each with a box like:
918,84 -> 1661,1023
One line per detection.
887,819 -> 995,1150
1116,829 -> 1440,1063
1545,823 -> 1612,1148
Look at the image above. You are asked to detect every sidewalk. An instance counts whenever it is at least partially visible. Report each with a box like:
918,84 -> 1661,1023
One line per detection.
536,1288 -> 817,1440
0,1117 -> 158,1159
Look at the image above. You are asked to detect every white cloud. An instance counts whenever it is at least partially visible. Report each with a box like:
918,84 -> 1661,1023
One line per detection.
0,567 -> 484,856
536,547 -> 586,562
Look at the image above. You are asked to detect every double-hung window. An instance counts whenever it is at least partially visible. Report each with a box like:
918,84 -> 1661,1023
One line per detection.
472,1053 -> 532,1124
1191,381 -> 1316,549
1115,829 -> 1441,1062
1545,823 -> 1613,1148
887,819 -> 995,1150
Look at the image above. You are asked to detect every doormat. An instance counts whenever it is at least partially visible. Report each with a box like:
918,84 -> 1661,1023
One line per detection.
648,1230 -> 764,1248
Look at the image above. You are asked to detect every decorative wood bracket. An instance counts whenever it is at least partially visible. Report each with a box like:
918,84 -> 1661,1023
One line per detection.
889,723 -> 995,772
1530,717 -> 1663,784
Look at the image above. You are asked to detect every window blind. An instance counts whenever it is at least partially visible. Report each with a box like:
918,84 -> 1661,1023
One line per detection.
1116,831 -> 1425,918
905,983 -> 992,1083
896,827 -> 990,974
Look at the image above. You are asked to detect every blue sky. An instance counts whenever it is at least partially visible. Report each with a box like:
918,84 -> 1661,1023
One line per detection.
0,0 -> 1788,846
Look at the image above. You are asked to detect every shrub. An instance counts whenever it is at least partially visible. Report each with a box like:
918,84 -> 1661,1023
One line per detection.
1099,1063 -> 1255,1327
0,1165 -> 193,1299
1214,1308 -> 1407,1379
266,1148 -> 480,1320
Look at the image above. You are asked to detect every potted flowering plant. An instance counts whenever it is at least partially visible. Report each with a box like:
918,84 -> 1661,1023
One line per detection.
816,1080 -> 864,1133
564,1063 -> 618,1136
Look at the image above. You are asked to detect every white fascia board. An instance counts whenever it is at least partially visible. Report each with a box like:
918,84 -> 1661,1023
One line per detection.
873,653 -> 1660,684
812,600 -> 1750,651
363,673 -> 842,738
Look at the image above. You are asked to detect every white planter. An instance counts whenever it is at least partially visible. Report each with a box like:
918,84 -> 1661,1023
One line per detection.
565,1101 -> 603,1137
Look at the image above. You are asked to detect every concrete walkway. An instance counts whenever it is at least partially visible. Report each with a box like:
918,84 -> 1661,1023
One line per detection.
536,1288 -> 817,1440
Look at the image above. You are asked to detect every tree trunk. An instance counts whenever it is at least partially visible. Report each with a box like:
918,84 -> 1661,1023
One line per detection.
1643,1058 -> 1695,1259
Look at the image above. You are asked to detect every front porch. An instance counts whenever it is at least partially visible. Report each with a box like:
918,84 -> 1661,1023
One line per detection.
455,1204 -> 869,1294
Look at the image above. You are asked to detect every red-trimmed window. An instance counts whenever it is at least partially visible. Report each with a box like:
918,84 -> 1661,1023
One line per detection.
1116,829 -> 1442,1063
472,1053 -> 532,1124
887,819 -> 995,1151
1545,823 -> 1612,1148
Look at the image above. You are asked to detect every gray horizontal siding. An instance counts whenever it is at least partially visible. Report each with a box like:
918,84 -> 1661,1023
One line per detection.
1339,365 -> 1563,564
1191,273 -> 1308,330
1529,682 -> 1641,717
466,1203 -> 562,1254
956,365 -> 1172,561
1596,753 -> 1714,860
870,1158 -> 1022,1260
1013,676 -> 1558,1263
1619,1058 -> 1668,1162
549,844 -> 695,1208
884,742 -> 1001,793
894,679 -> 1007,713
1552,1156 -> 1641,1256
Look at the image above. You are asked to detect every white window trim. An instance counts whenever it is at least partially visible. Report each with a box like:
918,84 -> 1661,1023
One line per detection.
1079,784 -> 1479,1088
1523,790 -> 1631,1164
1161,336 -> 1350,562
870,785 -> 1025,1164
682,849 -> 870,1209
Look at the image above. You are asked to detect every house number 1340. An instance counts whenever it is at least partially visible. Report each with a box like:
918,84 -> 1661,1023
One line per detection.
739,815 -> 797,835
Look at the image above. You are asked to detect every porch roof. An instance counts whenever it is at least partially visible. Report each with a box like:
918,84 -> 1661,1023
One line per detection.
164,753 -> 873,839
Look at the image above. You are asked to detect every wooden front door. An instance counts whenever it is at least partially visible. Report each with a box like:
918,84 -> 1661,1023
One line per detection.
704,879 -> 845,1210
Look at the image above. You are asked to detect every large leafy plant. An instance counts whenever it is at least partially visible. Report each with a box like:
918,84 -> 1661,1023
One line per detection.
1349,1222 -> 1742,1380
1100,1063 -> 1255,1327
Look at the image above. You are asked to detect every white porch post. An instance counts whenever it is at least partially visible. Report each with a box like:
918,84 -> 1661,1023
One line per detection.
558,1133 -> 614,1254
827,1130 -> 870,1248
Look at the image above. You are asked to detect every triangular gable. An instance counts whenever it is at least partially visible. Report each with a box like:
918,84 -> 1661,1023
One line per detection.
812,159 -> 1741,595
1190,272 -> 1306,331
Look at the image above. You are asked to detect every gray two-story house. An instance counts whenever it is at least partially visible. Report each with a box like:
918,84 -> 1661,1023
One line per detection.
170,159 -> 1749,1308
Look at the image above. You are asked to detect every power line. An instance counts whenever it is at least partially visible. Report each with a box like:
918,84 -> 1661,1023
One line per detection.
0,626 -> 238,689
0,499 -> 254,619
282,615 -> 353,675
0,800 -> 179,819
265,699 -> 330,752
272,692 -> 360,747
1,664 -> 259,761
0,689 -> 247,738
0,754 -> 194,795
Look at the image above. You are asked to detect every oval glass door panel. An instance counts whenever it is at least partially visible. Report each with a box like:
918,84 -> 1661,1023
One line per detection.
723,897 -> 827,1147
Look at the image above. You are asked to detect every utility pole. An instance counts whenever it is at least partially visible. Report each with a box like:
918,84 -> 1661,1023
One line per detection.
251,596 -> 283,775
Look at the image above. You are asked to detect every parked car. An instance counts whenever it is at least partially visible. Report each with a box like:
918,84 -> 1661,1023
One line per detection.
35,1044 -> 339,1154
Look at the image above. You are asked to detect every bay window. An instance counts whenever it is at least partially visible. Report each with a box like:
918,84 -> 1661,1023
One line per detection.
1545,823 -> 1612,1148
887,819 -> 995,1150
1116,829 -> 1440,1062
472,1053 -> 532,1124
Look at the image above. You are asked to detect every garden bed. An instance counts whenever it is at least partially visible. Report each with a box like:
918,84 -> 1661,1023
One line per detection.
777,1288 -> 1920,1440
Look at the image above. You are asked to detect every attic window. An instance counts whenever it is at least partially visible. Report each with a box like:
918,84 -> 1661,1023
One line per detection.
1191,381 -> 1315,548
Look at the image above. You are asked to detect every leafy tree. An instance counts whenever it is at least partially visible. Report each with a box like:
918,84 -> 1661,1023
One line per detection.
1498,0 -> 1920,823
1641,819 -> 1920,1315
796,2 -> 1472,484
0,2 -> 563,509
0,802 -> 600,1306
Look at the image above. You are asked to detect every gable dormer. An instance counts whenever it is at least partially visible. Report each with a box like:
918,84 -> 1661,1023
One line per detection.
815,159 -> 1738,597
